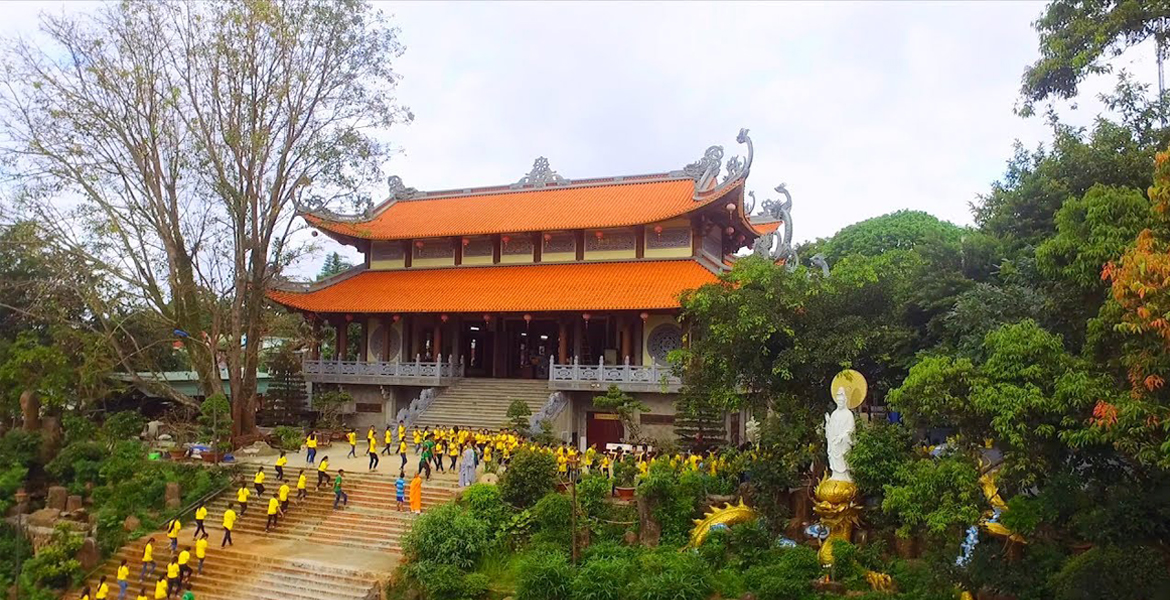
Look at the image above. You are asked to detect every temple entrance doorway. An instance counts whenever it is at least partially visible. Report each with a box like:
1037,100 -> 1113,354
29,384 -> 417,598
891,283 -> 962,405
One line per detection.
461,322 -> 493,377
503,318 -> 559,379
586,412 -> 624,450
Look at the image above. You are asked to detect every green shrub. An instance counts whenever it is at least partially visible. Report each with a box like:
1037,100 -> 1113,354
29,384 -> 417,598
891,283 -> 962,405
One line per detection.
515,551 -> 573,600
199,394 -> 232,451
530,492 -> 573,547
571,558 -> 631,600
19,523 -> 83,593
402,504 -> 491,570
581,540 -> 638,564
499,449 -> 557,509
847,421 -> 913,498
272,426 -> 304,451
100,411 -> 144,448
1050,545 -> 1170,600
460,483 -> 511,533
404,562 -> 488,600
745,546 -> 821,600
726,521 -> 773,568
45,441 -> 104,493
636,461 -> 704,545
711,568 -> 746,599
626,550 -> 712,600
62,413 -> 98,447
0,523 -> 33,584
576,473 -> 611,519
506,399 -> 532,433
0,429 -> 43,466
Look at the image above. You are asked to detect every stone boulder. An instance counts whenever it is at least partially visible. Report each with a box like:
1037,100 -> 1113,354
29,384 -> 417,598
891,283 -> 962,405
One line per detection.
239,440 -> 276,456
165,482 -> 182,509
77,537 -> 100,571
477,473 -> 499,485
27,508 -> 61,529
19,390 -> 40,431
65,495 -> 83,513
46,486 -> 67,511
123,514 -> 141,532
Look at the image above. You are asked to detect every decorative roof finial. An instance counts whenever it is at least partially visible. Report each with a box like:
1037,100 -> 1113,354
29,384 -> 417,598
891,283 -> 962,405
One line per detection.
387,175 -> 418,200
683,146 -> 723,190
684,128 -> 754,199
514,157 -> 568,188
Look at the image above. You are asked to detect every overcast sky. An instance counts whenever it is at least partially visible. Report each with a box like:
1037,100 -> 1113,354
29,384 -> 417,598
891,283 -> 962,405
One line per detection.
2,1 -> 1160,275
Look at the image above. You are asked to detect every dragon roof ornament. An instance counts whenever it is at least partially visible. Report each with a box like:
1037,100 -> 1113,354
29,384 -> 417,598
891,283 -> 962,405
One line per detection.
683,128 -> 754,201
387,175 -> 419,201
512,157 -> 569,188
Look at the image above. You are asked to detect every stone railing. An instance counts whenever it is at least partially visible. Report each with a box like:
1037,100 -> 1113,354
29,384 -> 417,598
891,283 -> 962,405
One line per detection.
548,357 -> 682,393
303,356 -> 464,386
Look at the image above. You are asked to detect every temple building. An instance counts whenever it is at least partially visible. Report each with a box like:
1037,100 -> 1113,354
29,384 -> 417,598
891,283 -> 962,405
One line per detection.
267,129 -> 780,449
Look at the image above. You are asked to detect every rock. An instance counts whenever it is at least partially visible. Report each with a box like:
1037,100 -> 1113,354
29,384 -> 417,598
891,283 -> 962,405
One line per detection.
65,495 -> 83,513
165,482 -> 182,509
622,530 -> 638,546
77,537 -> 100,571
239,440 -> 276,456
27,508 -> 61,529
478,473 -> 499,485
46,486 -> 68,511
636,496 -> 661,547
123,514 -> 141,532
19,390 -> 40,431
157,433 -> 173,442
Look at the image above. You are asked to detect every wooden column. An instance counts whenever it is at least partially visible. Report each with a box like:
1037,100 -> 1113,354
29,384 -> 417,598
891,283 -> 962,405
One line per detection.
434,319 -> 443,361
558,319 -> 568,364
620,316 -> 631,363
337,319 -> 349,361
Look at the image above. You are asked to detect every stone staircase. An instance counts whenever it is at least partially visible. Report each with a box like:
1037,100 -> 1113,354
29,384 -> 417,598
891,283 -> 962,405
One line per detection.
414,378 -> 550,430
75,470 -> 460,600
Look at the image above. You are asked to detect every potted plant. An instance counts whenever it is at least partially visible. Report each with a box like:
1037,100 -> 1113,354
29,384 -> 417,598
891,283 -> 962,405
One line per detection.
312,390 -> 352,442
613,454 -> 638,500
199,394 -> 232,463
163,410 -> 197,461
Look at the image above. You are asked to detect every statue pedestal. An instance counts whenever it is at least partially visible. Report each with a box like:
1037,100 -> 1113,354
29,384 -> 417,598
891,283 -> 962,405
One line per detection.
813,476 -> 861,566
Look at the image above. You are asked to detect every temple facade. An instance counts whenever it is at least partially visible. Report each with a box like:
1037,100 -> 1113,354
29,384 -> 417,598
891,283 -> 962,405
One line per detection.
267,129 -> 780,449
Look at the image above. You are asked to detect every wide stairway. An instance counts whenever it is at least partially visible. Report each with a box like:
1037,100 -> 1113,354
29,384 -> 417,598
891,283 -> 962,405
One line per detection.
414,377 -> 550,430
75,470 -> 460,600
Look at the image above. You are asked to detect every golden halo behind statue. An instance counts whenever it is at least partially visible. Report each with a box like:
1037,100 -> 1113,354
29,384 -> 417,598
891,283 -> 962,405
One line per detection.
830,369 -> 867,409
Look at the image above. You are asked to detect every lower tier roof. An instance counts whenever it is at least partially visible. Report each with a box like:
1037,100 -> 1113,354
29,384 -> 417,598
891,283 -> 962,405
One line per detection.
267,260 -> 719,314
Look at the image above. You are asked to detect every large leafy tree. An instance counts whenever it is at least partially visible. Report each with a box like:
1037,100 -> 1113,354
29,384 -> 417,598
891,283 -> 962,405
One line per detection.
0,0 -> 411,437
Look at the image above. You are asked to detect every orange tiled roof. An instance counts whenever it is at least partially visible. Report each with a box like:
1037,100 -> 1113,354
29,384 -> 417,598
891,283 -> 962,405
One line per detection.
306,178 -> 742,241
267,260 -> 717,314
752,220 -> 781,235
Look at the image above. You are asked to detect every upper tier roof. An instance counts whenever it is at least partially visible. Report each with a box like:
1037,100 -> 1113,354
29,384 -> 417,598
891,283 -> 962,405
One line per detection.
306,177 -> 743,241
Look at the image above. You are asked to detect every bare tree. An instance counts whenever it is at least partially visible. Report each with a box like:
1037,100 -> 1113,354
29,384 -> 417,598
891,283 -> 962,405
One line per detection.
0,0 -> 410,436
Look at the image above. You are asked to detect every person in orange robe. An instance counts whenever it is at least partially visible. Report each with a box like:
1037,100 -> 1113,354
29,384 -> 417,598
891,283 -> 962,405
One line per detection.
409,471 -> 423,514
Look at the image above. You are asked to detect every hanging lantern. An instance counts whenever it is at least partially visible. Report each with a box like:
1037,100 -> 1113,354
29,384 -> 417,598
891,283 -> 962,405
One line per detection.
640,311 -> 649,322
462,237 -> 470,247
582,312 -> 591,322
392,314 -> 400,323
737,234 -> 746,243
311,231 -> 318,237
725,202 -> 736,214
543,233 -> 553,242
483,314 -> 492,322
415,240 -> 425,249
653,225 -> 663,237
344,314 -> 354,322
594,231 -> 604,240
440,314 -> 449,323
523,313 -> 533,324
726,226 -> 735,236
502,235 -> 511,246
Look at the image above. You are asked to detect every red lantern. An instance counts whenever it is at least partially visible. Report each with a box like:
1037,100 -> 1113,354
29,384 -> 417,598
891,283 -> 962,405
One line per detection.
344,314 -> 354,322
594,231 -> 604,240
173,340 -> 183,350
725,202 -> 736,213
523,314 -> 532,323
543,233 -> 553,242
415,240 -> 424,249
725,226 -> 735,235
483,314 -> 492,322
653,225 -> 663,236
737,234 -> 746,243
502,235 -> 511,245
392,314 -> 400,323
582,312 -> 591,322
462,237 -> 470,247
440,314 -> 449,323
640,311 -> 649,322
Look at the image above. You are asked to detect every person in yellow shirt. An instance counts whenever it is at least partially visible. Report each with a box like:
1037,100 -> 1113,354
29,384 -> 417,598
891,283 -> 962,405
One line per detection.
346,428 -> 357,458
601,453 -> 612,478
194,533 -> 208,575
316,456 -> 330,490
138,538 -> 156,581
367,430 -> 380,471
275,451 -> 288,481
305,431 -> 318,465
95,575 -> 109,600
116,559 -> 130,600
165,518 -> 181,553
556,453 -> 568,476
135,587 -> 148,600
398,437 -> 409,470
434,440 -> 446,473
236,484 -> 250,516
176,547 -> 191,584
253,466 -> 266,496
192,503 -> 207,539
80,585 -> 92,600
296,469 -> 308,502
382,426 -> 394,456
397,420 -> 406,446
447,440 -> 458,471
412,428 -> 422,453
483,444 -> 493,468
220,504 -> 236,547
165,558 -> 180,599
264,493 -> 283,533
153,577 -> 167,600
278,482 -> 290,513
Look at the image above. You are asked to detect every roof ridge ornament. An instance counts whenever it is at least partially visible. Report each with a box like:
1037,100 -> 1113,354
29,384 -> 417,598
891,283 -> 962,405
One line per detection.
683,146 -> 723,190
513,157 -> 569,188
752,183 -> 798,271
387,175 -> 418,201
687,128 -> 754,200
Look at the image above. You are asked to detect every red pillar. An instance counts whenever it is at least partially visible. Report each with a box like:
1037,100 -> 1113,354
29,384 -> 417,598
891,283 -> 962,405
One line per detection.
433,318 -> 442,362
558,319 -> 568,364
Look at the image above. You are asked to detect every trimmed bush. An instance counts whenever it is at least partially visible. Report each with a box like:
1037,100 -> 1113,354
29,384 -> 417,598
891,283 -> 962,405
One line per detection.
460,483 -> 510,533
1051,544 -> 1170,600
515,550 -> 573,600
745,546 -> 821,600
571,558 -> 632,600
401,504 -> 491,570
530,492 -> 573,548
626,550 -> 712,600
499,449 -> 557,509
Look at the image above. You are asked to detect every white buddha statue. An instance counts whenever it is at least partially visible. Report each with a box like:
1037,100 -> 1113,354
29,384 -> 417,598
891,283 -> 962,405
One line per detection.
824,386 -> 856,482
